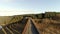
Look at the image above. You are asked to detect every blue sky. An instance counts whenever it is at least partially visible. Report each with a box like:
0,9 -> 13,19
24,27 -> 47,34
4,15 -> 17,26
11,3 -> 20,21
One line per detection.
0,0 -> 60,16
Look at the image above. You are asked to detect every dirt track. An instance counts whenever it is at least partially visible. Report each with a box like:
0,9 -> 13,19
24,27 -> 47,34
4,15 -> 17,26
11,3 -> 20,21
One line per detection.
22,18 -> 39,34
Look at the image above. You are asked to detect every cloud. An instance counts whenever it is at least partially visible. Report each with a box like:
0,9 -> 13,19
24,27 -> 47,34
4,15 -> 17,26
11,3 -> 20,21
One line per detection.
0,0 -> 18,3
0,0 -> 40,16
0,0 -> 24,3
0,8 -> 40,16
0,11 -> 40,16
0,0 -> 12,2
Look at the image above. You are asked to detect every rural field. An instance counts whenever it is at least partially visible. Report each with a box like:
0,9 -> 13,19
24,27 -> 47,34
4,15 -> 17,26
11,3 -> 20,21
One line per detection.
0,12 -> 60,34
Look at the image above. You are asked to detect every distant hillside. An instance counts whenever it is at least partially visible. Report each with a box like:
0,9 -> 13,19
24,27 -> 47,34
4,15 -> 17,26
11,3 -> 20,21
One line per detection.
0,12 -> 60,26
0,15 -> 23,26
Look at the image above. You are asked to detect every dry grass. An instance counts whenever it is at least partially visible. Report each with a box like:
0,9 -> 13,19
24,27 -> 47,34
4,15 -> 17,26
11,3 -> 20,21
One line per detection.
34,18 -> 60,34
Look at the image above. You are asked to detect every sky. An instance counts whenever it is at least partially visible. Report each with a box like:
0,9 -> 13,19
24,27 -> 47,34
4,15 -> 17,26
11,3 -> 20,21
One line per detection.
0,0 -> 60,16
